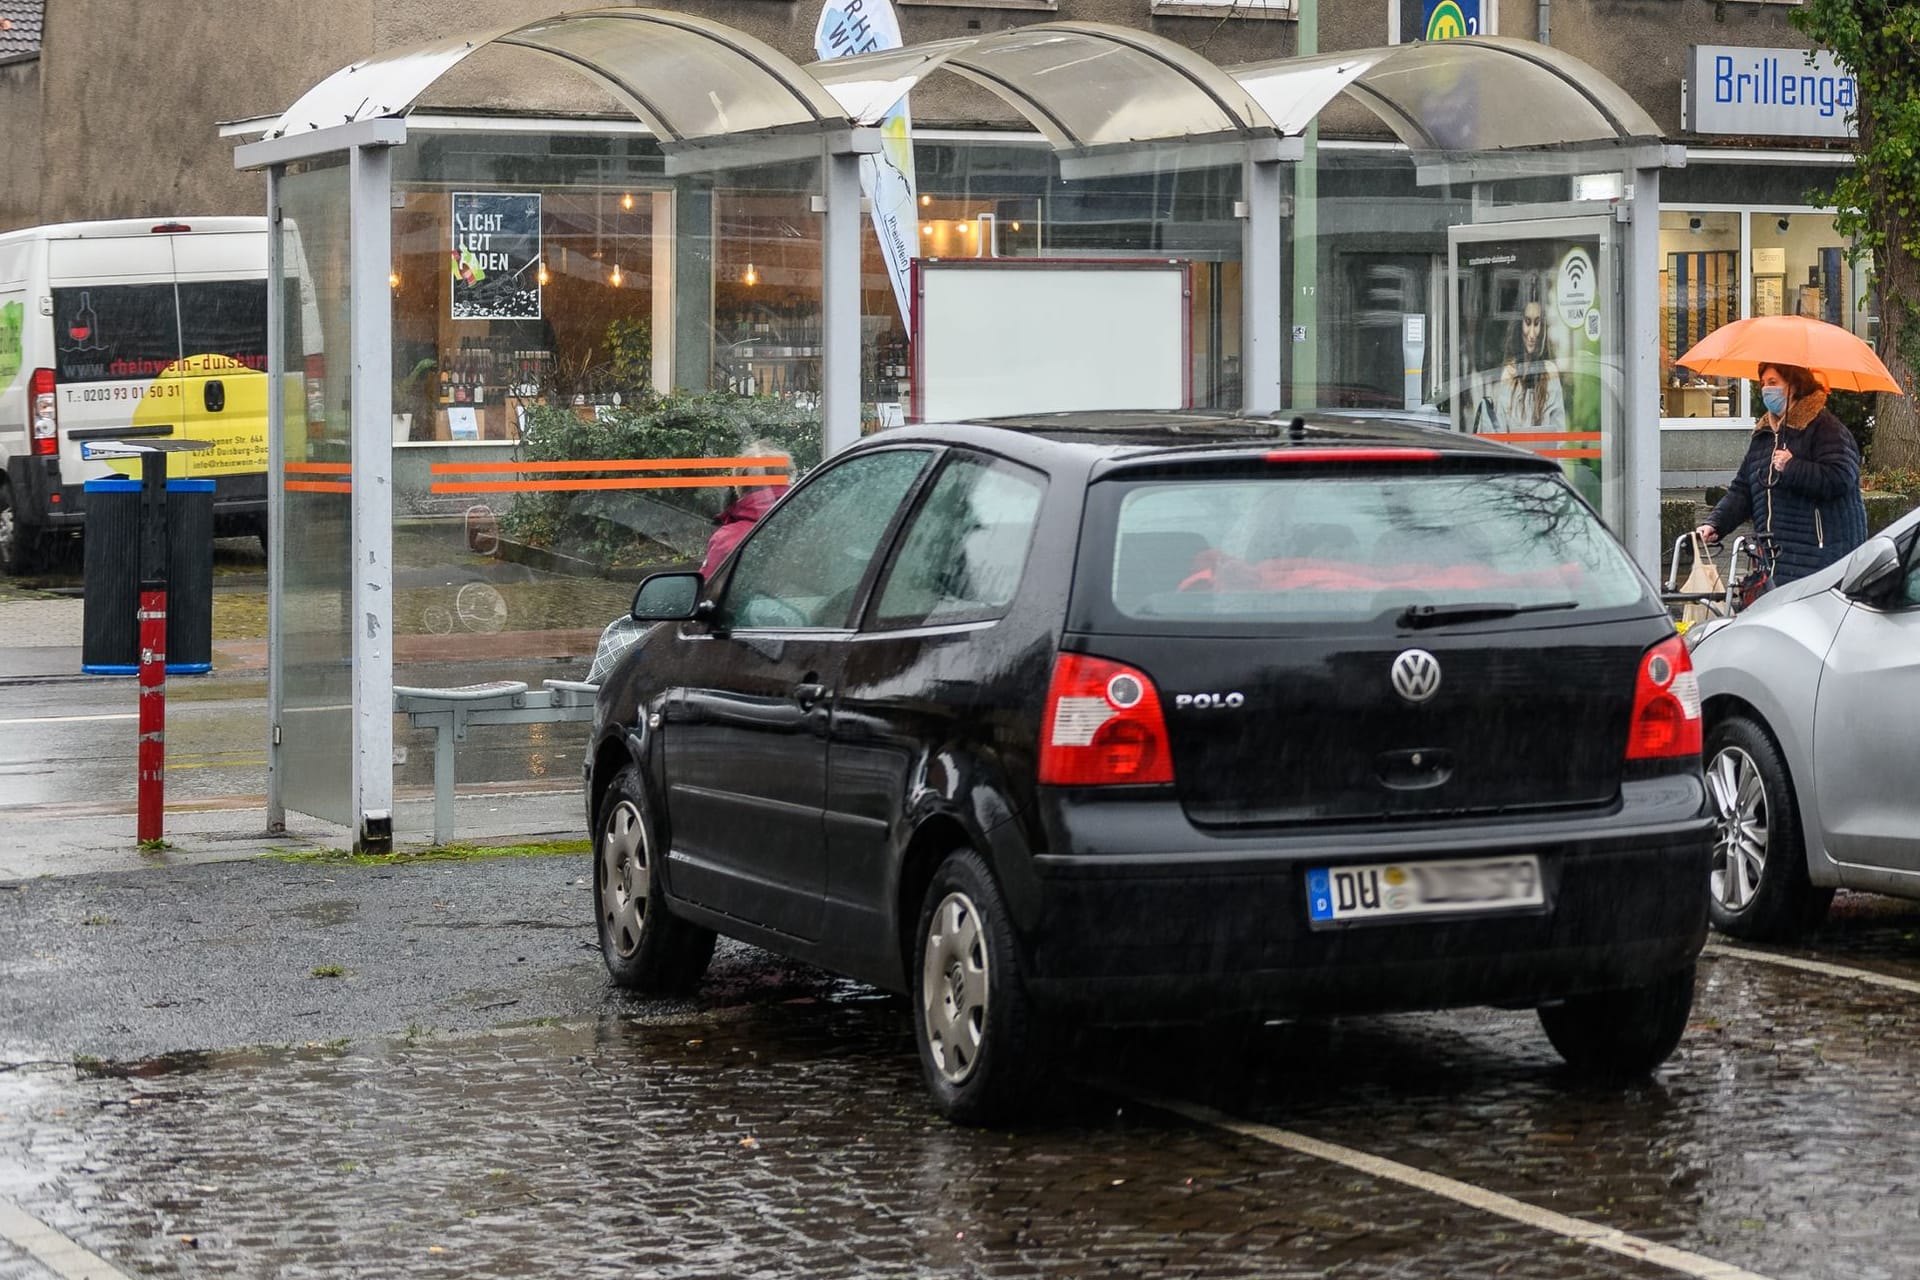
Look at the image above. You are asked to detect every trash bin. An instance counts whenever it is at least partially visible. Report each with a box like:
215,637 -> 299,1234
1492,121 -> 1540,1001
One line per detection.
80,477 -> 215,675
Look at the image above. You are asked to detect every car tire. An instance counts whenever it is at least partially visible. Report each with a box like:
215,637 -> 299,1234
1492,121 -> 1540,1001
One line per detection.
912,849 -> 1049,1126
0,485 -> 45,577
594,763 -> 715,995
1537,963 -> 1696,1078
1704,715 -> 1832,941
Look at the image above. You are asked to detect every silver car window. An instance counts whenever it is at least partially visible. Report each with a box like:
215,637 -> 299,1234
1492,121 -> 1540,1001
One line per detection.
720,449 -> 930,630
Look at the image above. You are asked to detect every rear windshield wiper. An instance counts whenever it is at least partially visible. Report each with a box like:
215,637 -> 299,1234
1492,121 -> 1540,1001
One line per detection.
1396,600 -> 1578,629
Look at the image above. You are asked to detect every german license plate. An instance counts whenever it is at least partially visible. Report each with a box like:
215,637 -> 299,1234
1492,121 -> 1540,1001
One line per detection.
1306,855 -> 1543,923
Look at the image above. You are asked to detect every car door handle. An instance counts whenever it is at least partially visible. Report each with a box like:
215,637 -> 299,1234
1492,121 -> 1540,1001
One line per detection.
792,682 -> 828,710
204,379 -> 225,412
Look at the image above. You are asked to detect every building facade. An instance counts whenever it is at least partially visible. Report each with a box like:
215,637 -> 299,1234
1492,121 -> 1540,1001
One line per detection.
0,0 -> 1861,492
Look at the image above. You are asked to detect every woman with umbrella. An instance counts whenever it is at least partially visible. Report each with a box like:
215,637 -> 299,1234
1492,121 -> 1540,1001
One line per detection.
1684,315 -> 1888,592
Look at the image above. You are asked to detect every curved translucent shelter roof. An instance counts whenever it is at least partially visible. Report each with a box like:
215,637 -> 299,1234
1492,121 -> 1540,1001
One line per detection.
1231,37 -> 1661,152
808,23 -> 1276,150
262,7 -> 845,145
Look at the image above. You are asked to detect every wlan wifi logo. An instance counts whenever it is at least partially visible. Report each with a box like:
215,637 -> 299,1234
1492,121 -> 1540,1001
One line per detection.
1557,246 -> 1596,329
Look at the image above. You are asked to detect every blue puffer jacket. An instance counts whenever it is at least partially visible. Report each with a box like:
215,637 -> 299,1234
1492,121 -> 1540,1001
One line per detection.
1706,397 -> 1869,585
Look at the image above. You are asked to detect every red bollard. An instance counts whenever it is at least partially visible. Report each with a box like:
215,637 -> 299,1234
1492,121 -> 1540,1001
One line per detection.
136,587 -> 167,843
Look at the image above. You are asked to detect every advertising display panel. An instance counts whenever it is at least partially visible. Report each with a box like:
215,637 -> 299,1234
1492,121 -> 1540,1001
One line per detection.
1450,218 -> 1618,519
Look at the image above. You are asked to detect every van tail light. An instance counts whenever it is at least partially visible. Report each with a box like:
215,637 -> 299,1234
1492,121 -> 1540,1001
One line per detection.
1039,653 -> 1174,786
29,368 -> 58,457
1626,634 -> 1702,761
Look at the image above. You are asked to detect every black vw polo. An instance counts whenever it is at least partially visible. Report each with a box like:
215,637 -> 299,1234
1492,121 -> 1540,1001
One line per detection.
584,412 -> 1713,1124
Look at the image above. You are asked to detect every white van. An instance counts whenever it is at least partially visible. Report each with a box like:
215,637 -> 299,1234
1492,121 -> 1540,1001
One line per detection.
0,217 -> 288,574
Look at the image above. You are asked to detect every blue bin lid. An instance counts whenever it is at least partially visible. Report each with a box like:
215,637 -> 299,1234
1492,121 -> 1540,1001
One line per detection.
83,478 -> 217,493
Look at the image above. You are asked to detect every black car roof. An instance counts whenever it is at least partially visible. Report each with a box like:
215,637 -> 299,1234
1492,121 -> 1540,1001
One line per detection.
865,410 -> 1557,473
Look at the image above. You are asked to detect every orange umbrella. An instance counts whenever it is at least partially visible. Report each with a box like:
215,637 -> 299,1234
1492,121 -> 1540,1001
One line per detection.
1676,314 -> 1903,393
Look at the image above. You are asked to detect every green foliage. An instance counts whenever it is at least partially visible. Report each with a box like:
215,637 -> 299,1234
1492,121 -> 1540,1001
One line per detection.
498,391 -> 822,567
1790,2 -> 1920,385
1826,387 -> 1877,458
603,318 -> 652,396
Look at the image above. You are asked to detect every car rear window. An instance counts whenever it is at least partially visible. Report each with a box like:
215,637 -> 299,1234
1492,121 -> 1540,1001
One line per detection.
1082,469 -> 1649,630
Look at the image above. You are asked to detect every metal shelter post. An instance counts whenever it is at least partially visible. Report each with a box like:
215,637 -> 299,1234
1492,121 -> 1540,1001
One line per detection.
263,163 -> 286,834
822,129 -> 881,454
349,140 -> 396,855
1622,155 -> 1676,575
1241,136 -> 1299,417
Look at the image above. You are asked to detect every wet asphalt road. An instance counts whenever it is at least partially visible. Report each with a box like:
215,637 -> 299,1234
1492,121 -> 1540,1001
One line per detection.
5,854 -> 1920,1279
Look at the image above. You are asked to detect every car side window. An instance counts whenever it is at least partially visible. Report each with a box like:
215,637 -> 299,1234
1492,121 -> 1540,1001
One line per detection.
870,453 -> 1046,628
719,449 -> 930,630
1899,531 -> 1920,609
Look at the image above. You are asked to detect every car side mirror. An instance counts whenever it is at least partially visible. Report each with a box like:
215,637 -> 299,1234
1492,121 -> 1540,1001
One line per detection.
630,571 -> 703,622
1838,536 -> 1902,600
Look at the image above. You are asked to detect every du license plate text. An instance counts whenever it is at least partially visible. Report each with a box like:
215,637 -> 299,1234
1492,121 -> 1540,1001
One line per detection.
1306,856 -> 1543,923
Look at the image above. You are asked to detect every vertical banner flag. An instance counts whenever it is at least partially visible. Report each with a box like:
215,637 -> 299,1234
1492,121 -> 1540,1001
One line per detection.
815,0 -> 918,328
451,192 -> 543,320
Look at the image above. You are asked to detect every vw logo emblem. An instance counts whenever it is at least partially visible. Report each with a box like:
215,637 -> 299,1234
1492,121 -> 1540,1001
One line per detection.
1391,649 -> 1442,703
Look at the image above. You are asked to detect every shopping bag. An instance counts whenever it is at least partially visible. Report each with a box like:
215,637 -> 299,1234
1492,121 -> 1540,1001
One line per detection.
1679,533 -> 1726,626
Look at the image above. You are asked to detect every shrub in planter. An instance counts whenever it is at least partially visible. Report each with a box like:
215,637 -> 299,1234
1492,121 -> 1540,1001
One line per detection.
498,391 -> 822,567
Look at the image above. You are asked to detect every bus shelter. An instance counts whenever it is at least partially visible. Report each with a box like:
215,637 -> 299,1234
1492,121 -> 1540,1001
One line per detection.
237,7 -> 1673,851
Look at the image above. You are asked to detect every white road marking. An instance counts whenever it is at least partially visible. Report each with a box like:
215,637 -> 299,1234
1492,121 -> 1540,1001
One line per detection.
1704,938 -> 1920,996
0,1196 -> 135,1280
1150,1096 -> 1778,1280
0,713 -> 136,726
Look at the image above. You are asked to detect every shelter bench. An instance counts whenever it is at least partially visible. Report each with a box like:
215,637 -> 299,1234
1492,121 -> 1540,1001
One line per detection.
392,679 -> 599,845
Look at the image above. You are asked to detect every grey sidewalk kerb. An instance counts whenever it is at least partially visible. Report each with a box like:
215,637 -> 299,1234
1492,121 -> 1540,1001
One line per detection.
0,787 -> 585,882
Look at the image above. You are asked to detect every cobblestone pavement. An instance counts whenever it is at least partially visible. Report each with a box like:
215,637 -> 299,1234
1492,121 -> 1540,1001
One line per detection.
4,858 -> 1920,1278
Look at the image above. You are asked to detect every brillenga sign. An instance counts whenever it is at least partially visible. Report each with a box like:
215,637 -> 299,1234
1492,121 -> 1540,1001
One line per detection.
1685,45 -> 1858,140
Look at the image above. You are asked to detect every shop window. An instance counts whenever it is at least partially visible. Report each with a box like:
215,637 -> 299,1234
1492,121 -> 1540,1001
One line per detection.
1656,208 -> 1871,424
1659,210 -> 1740,421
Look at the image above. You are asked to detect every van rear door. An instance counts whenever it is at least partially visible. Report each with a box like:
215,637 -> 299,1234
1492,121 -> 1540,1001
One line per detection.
47,232 -> 184,484
171,229 -> 272,485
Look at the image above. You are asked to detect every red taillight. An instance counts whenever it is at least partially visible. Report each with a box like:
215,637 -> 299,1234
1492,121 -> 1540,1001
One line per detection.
29,367 -> 57,457
1039,653 -> 1174,786
1627,634 -> 1702,760
151,222 -> 192,234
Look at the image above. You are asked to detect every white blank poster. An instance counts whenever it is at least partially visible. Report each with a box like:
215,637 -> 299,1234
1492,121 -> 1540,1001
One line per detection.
916,262 -> 1188,422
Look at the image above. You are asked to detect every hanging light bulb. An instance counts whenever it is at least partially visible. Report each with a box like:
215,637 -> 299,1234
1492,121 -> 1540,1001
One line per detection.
921,224 -> 932,237
537,260 -> 549,286
388,269 -> 401,290
622,192 -> 634,211
743,262 -> 758,286
610,263 -> 623,287
920,194 -> 931,207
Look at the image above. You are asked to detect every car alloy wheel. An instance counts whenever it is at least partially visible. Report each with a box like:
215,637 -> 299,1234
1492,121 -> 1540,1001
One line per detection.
599,797 -> 650,960
1707,744 -> 1767,912
921,889 -> 989,1086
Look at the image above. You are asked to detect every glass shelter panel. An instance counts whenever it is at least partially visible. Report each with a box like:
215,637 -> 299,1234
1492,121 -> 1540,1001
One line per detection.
1295,150 -> 1628,531
276,157 -> 354,826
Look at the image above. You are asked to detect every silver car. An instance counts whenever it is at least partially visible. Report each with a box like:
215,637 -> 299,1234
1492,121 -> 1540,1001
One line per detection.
1687,507 -> 1920,939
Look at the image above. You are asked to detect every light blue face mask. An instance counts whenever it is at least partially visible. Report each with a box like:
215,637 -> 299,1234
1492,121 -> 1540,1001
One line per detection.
1761,385 -> 1789,417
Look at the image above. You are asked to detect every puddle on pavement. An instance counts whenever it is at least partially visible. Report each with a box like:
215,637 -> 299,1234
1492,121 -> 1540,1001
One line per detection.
4,955 -> 1920,1279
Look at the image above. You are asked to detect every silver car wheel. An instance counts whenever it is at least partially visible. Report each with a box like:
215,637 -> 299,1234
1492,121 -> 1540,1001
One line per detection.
1708,745 -> 1768,911
599,798 -> 650,959
921,890 -> 989,1085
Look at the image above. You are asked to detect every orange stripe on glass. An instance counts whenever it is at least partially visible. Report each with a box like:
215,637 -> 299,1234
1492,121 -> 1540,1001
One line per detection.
286,480 -> 352,494
431,475 -> 790,495
429,455 -> 789,475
